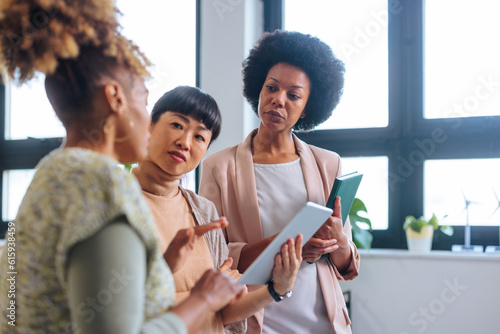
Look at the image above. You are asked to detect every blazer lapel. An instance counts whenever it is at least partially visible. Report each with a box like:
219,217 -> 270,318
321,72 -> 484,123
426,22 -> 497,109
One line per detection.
235,130 -> 264,244
293,134 -> 327,206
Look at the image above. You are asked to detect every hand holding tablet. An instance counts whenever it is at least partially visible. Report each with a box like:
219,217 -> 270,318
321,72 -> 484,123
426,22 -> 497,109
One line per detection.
238,202 -> 333,285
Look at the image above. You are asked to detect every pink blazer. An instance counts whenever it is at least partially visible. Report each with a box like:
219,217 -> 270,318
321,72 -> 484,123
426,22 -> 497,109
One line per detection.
200,129 -> 360,334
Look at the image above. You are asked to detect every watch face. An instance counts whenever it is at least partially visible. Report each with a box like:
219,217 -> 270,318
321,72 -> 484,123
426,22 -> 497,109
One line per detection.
268,281 -> 293,302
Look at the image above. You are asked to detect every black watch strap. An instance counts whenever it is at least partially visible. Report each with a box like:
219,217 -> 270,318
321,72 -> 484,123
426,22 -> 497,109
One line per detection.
267,280 -> 292,302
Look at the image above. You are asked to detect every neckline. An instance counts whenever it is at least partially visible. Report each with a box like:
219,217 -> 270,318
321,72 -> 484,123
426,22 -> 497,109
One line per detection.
253,157 -> 301,167
133,160 -> 181,197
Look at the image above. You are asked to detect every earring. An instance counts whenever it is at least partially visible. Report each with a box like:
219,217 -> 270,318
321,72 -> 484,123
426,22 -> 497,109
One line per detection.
103,117 -> 135,143
114,119 -> 135,143
103,121 -> 112,136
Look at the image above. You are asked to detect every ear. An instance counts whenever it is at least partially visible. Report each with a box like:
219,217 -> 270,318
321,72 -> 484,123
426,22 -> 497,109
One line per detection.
103,80 -> 127,116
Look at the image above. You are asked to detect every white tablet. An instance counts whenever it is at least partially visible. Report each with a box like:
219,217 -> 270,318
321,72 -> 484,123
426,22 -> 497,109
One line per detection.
238,201 -> 333,285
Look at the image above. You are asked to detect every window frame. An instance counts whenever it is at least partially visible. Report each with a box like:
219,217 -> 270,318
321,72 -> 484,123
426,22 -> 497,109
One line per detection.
269,0 -> 500,249
0,80 -> 63,235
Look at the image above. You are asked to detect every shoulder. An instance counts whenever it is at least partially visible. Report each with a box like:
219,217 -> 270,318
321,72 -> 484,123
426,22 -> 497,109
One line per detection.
39,148 -> 130,186
182,188 -> 219,222
308,144 -> 341,162
37,148 -> 152,236
203,144 -> 239,168
294,137 -> 342,179
183,188 -> 215,209
294,135 -> 341,164
203,130 -> 255,169
308,144 -> 342,178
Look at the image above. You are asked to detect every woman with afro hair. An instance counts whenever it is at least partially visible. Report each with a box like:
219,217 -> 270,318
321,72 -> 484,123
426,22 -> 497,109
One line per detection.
200,30 -> 360,334
0,1 -> 245,333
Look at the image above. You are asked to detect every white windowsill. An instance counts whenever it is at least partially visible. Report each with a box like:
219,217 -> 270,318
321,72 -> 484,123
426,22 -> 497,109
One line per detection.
359,248 -> 500,261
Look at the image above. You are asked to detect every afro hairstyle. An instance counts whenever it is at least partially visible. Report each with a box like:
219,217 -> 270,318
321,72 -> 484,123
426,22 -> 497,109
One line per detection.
242,30 -> 345,131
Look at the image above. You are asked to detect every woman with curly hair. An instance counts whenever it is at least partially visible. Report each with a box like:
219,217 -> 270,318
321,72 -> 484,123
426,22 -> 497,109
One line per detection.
0,1 -> 244,333
199,30 -> 360,333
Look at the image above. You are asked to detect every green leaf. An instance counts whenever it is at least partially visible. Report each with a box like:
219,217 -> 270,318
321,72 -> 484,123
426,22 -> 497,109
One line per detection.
428,213 -> 439,230
403,216 -> 414,230
352,222 -> 373,249
439,225 -> 454,236
123,163 -> 133,172
349,198 -> 372,229
348,198 -> 373,249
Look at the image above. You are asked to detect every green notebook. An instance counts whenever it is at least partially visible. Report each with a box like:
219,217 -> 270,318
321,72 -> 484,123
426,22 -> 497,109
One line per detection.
326,171 -> 363,225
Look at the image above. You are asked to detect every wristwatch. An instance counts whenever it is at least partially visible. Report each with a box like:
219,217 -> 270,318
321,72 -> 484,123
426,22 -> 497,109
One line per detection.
267,280 -> 292,302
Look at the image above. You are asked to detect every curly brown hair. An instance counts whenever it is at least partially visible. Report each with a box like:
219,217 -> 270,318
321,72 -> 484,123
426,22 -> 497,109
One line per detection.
242,30 -> 345,132
0,0 -> 151,121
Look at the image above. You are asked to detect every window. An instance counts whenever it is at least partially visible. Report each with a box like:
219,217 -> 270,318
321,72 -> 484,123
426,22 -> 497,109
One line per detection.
285,0 -> 389,130
2,170 -> 36,222
284,0 -> 391,232
424,0 -> 500,119
1,1 -> 198,235
268,0 -> 500,249
6,75 -> 65,140
424,159 -> 500,226
342,157 -> 389,230
119,0 -> 197,108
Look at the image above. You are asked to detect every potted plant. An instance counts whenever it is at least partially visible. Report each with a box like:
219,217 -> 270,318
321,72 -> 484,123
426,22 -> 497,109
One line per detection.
403,213 -> 453,252
349,198 -> 373,249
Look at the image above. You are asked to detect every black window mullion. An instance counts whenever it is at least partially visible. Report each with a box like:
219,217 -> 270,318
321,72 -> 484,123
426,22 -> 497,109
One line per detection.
264,0 -> 283,32
0,80 -> 61,237
0,81 -> 5,228
384,1 -> 415,248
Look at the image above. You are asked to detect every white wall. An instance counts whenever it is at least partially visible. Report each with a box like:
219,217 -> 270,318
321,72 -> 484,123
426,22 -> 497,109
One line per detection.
199,0 -> 262,155
341,250 -> 500,334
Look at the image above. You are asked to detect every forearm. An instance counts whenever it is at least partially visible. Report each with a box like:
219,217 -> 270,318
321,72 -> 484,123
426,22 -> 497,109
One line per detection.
329,236 -> 353,273
220,287 -> 272,325
238,234 -> 277,272
222,236 -> 303,325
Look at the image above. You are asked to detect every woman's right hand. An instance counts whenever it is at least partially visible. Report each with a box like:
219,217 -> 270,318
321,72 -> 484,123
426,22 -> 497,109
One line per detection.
302,197 -> 345,262
164,218 -> 228,273
271,234 -> 303,296
191,269 -> 246,312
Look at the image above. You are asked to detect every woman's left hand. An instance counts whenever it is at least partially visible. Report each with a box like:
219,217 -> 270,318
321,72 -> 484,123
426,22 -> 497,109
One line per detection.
271,234 -> 303,296
218,257 -> 244,281
317,196 -> 344,239
218,257 -> 248,295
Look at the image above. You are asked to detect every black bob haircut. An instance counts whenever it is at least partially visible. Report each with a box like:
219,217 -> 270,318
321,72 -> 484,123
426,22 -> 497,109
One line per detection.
150,86 -> 222,143
243,30 -> 345,132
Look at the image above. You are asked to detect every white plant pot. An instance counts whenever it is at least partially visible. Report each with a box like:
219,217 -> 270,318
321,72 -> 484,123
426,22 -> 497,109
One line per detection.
406,225 -> 434,252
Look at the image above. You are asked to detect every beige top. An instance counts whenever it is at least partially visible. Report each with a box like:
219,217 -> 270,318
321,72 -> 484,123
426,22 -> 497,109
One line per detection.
142,189 -> 223,333
134,162 -> 246,334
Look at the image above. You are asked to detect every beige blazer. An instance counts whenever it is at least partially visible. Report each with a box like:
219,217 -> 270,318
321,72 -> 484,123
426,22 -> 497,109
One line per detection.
200,129 -> 360,334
